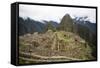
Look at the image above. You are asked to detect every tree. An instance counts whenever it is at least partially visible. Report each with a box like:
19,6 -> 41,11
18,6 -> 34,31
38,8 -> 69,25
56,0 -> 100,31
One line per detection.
45,21 -> 56,32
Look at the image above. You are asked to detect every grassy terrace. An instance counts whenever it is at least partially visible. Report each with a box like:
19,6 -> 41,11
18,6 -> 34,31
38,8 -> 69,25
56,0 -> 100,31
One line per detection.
19,30 -> 94,64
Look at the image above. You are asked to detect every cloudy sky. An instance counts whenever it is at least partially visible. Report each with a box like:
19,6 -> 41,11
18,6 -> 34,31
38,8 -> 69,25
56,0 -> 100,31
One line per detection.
19,4 -> 96,23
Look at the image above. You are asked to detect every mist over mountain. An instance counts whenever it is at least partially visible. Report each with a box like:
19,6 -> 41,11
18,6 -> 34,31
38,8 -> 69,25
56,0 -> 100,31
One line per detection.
19,14 -> 96,36
56,14 -> 96,57
73,17 -> 96,34
19,14 -> 96,42
19,14 -> 97,64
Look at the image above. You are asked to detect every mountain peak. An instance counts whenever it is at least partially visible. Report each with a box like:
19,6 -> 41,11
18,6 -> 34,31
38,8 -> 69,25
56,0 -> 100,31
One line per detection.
65,14 -> 70,17
59,14 -> 73,32
64,14 -> 71,19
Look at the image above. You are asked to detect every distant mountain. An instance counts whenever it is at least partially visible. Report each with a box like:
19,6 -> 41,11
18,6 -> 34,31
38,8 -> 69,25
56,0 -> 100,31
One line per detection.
74,19 -> 96,34
19,17 -> 46,35
19,17 -> 59,35
85,21 -> 96,33
43,20 -> 59,27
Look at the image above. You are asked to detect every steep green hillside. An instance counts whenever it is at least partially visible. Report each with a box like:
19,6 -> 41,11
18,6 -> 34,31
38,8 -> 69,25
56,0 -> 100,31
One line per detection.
58,14 -> 74,32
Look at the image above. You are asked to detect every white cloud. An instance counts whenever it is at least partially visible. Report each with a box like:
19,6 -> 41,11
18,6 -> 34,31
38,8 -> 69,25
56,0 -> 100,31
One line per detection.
19,4 -> 96,23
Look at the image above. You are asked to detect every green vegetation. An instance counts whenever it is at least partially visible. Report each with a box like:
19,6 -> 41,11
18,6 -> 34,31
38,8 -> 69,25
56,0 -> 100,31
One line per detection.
19,30 -> 94,64
19,14 -> 96,64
